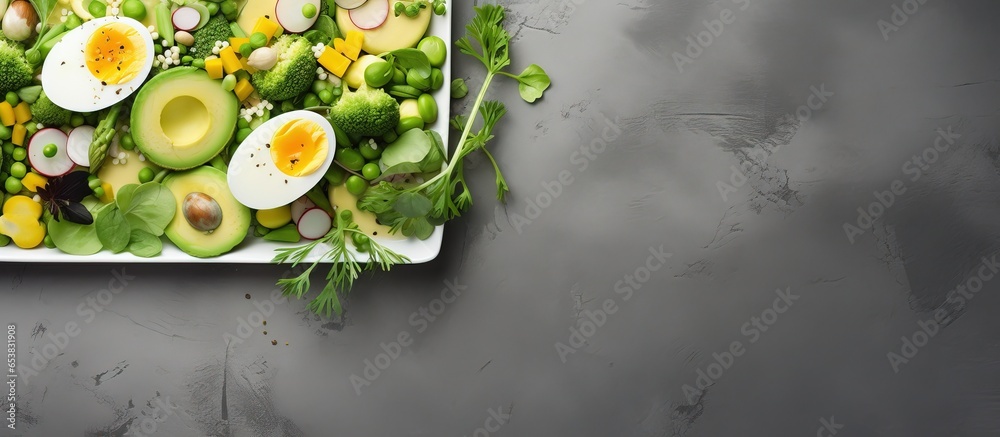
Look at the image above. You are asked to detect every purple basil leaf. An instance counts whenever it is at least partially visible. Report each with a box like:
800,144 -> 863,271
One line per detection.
60,202 -> 94,225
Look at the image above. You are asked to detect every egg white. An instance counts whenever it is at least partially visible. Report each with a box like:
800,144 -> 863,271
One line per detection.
41,16 -> 154,113
227,110 -> 337,210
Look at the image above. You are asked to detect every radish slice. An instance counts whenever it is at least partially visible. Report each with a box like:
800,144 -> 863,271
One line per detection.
335,0 -> 368,9
66,126 -> 95,167
275,0 -> 322,33
290,196 -> 316,224
172,7 -> 201,32
349,0 -> 388,30
28,128 -> 74,177
297,208 -> 332,240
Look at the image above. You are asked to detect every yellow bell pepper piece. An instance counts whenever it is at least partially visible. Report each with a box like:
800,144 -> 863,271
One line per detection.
13,102 -> 30,124
11,124 -> 26,146
252,17 -> 280,44
0,215 -> 44,249
333,31 -> 363,61
205,57 -> 225,79
240,57 -> 257,74
234,79 -> 254,101
219,46 -> 242,74
20,173 -> 47,193
318,47 -> 351,78
3,196 -> 42,219
229,37 -> 250,51
0,102 -> 14,127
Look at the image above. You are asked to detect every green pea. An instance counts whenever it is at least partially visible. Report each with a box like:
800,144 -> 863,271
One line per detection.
303,93 -> 321,108
281,101 -> 296,113
1,142 -> 12,155
70,114 -> 85,127
206,1 -> 219,15
324,164 -> 346,186
65,13 -> 83,29
382,130 -> 397,143
451,78 -> 468,98
138,167 -> 155,183
24,123 -> 37,136
221,0 -> 238,19
119,133 -> 135,150
222,74 -> 238,92
182,55 -> 193,64
4,177 -> 20,194
92,186 -> 105,199
332,86 -> 342,97
237,117 -> 250,129
153,44 -> 162,54
122,0 -> 147,20
302,3 -> 317,18
417,93 -> 437,123
404,4 -> 419,17
393,2 -> 405,16
395,117 -> 424,135
11,147 -> 26,162
335,148 -> 365,171
361,163 -> 380,180
87,177 -> 102,190
417,36 -> 447,68
406,69 -> 431,90
430,68 -> 444,90
359,142 -> 381,160
177,44 -> 187,55
88,0 -> 106,17
312,80 -> 328,94
9,162 -> 25,179
339,209 -> 353,222
345,175 -> 367,196
4,92 -> 17,107
236,127 -> 252,143
43,235 -> 55,249
42,143 -> 57,157
250,32 -> 268,49
239,43 -> 253,58
192,58 -> 205,69
351,232 -> 370,252
0,125 -> 10,141
318,89 -> 333,104
392,67 -> 405,84
364,60 -> 393,88
434,2 -> 446,15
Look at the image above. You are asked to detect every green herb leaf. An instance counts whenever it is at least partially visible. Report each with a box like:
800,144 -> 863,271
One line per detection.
121,183 -> 176,236
393,192 -> 432,218
46,215 -> 102,255
388,48 -> 432,79
503,64 -> 551,103
95,204 -> 131,253
128,229 -> 163,258
115,184 -> 138,210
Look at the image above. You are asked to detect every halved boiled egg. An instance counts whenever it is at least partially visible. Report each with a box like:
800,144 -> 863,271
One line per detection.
41,16 -> 154,112
227,110 -> 336,210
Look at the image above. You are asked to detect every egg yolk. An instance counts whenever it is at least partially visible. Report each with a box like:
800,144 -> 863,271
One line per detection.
86,22 -> 145,85
270,119 -> 329,177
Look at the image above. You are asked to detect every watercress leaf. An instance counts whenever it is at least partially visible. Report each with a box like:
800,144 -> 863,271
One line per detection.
510,64 -> 550,103
390,48 -> 432,78
380,128 -> 432,167
46,216 -> 102,255
116,184 -> 139,210
419,130 -> 446,173
28,0 -> 58,29
303,29 -> 331,46
122,183 -> 176,236
95,204 -> 131,253
393,192 -> 432,218
376,162 -> 423,180
411,217 -> 434,239
128,229 -> 162,258
312,15 -> 337,40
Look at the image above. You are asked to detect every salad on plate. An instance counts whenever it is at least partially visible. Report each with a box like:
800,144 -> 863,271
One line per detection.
0,0 -> 550,316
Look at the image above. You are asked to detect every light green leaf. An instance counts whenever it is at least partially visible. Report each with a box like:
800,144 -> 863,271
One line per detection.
95,204 -> 131,253
393,192 -> 432,218
509,64 -> 550,103
115,184 -> 139,210
47,216 -> 102,255
128,229 -> 162,258
121,183 -> 176,236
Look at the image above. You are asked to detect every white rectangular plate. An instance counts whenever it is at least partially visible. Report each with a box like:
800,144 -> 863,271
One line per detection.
0,10 -> 451,264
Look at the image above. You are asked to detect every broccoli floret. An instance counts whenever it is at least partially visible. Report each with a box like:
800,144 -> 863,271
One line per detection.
251,35 -> 317,102
192,15 -> 233,60
0,39 -> 33,96
329,83 -> 400,138
31,92 -> 71,127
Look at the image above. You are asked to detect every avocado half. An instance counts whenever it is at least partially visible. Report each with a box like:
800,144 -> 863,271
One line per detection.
163,166 -> 251,258
130,67 -> 238,170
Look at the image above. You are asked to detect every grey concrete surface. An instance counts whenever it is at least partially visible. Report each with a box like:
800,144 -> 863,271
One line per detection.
4,0 -> 1000,435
